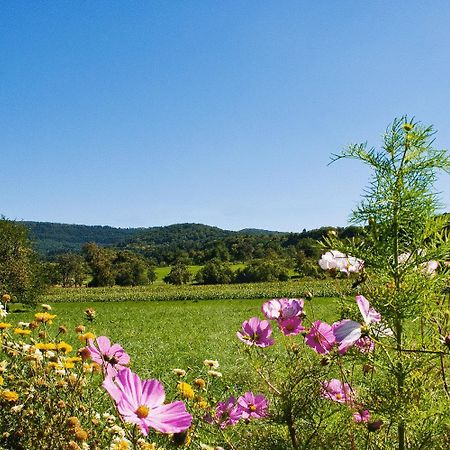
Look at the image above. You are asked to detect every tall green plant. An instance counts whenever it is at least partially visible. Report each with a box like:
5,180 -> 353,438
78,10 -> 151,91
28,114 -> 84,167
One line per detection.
329,117 -> 450,449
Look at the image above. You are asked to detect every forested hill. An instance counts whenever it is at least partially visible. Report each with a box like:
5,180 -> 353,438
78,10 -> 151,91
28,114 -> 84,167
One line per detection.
22,220 -> 363,263
22,222 -> 138,256
23,221 -> 281,257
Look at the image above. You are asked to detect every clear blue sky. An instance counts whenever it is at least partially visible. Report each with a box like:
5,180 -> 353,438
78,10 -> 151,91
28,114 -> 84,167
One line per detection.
2,1 -> 450,232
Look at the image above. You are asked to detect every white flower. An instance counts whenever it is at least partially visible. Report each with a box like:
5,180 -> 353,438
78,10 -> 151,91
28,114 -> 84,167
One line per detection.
110,437 -> 131,450
203,359 -> 219,369
319,251 -> 364,274
17,322 -> 30,328
10,404 -> 24,413
0,305 -> 7,319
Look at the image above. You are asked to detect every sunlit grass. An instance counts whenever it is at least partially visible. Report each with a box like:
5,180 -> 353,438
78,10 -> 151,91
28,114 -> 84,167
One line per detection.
11,297 -> 340,394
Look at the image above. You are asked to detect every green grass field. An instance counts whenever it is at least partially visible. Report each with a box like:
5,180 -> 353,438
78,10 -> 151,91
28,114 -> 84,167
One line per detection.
11,297 -> 340,394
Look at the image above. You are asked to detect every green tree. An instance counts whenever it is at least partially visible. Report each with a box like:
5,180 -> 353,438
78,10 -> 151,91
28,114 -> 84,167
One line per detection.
83,242 -> 115,287
294,250 -> 322,278
195,259 -> 234,284
0,219 -> 42,306
163,261 -> 191,285
114,251 -> 152,286
234,259 -> 289,283
57,253 -> 90,287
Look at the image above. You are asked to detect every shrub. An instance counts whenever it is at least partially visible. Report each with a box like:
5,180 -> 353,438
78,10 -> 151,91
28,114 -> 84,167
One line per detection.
195,259 -> 234,284
235,259 -> 289,283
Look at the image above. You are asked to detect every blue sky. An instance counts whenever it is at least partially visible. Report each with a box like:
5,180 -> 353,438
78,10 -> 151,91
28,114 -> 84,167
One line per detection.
2,1 -> 450,232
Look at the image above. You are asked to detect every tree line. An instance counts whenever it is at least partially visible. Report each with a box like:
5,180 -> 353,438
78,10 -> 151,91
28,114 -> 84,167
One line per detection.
0,218 -> 366,305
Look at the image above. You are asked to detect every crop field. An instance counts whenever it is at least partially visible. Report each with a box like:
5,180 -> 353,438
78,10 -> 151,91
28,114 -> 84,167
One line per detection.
41,278 -> 350,303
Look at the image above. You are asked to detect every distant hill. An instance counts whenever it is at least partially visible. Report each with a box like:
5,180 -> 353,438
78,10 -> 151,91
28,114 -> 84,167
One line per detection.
238,228 -> 281,235
23,221 -> 276,257
22,220 -> 364,263
23,221 -> 138,256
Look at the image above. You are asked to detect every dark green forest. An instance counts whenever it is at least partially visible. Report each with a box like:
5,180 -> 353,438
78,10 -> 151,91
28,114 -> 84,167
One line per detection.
23,221 -> 362,265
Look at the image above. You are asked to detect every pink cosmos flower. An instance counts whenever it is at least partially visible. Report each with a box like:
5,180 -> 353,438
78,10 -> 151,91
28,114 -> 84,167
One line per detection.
237,317 -> 274,347
87,336 -> 130,377
353,409 -> 371,423
332,295 -> 381,354
262,298 -> 304,320
321,379 -> 353,404
262,298 -> 305,336
237,392 -> 268,420
213,396 -> 242,429
304,320 -> 335,354
354,336 -> 375,353
420,260 -> 439,275
103,368 -> 192,435
278,317 -> 305,336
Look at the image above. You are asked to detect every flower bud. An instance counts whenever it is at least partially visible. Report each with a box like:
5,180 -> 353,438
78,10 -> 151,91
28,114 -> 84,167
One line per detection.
402,123 -> 413,132
444,335 -> 450,348
367,419 -> 383,432
78,347 -> 91,361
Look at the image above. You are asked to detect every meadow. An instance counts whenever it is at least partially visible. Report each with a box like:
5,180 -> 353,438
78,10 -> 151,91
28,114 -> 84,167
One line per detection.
11,296 -> 341,392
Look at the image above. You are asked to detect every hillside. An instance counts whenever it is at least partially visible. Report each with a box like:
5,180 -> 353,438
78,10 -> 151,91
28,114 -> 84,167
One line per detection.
23,221 -> 281,258
23,221 -> 138,256
21,220 -> 364,265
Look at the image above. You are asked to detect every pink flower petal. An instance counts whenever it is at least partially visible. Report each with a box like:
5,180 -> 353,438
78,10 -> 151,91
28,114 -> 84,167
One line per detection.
146,401 -> 193,434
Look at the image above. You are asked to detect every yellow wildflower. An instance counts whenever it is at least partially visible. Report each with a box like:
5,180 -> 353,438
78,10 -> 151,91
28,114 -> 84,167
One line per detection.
14,328 -> 31,336
0,323 -> 12,330
2,294 -> 11,302
1,390 -> 19,402
57,341 -> 73,354
177,382 -> 195,400
35,343 -> 57,351
48,361 -> 64,371
78,332 -> 95,343
34,312 -> 57,324
67,356 -> 82,364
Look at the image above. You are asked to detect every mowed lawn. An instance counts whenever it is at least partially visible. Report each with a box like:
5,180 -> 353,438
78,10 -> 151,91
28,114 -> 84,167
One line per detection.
11,297 -> 340,392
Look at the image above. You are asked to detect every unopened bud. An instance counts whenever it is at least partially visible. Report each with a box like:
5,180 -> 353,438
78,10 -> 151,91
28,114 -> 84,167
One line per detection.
78,347 -> 91,361
402,123 -> 413,132
367,419 -> 383,432
444,336 -> 450,348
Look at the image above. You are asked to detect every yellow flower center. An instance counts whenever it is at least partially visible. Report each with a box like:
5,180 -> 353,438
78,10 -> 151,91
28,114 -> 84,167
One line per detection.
135,405 -> 149,419
336,393 -> 342,400
249,404 -> 257,412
